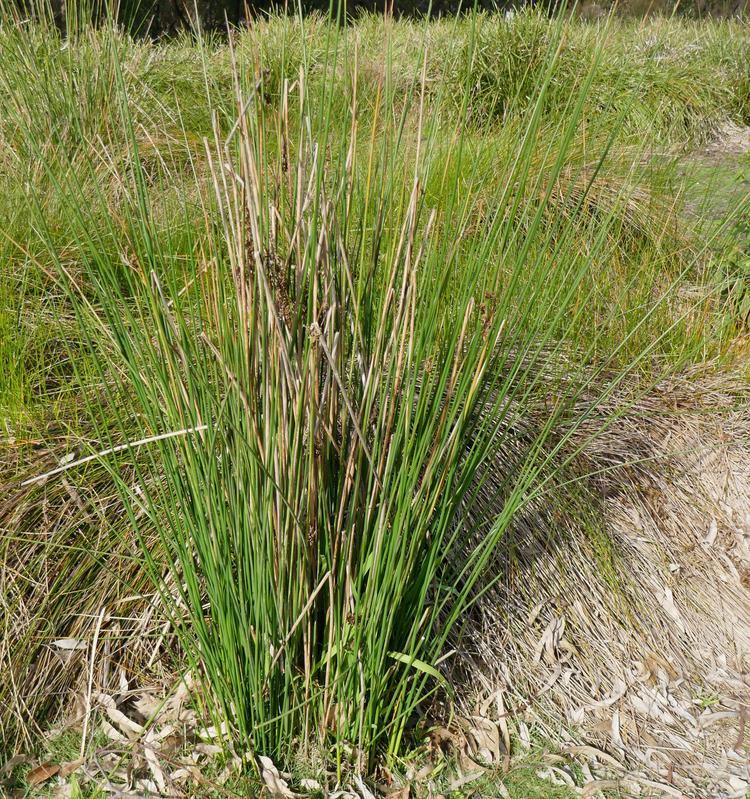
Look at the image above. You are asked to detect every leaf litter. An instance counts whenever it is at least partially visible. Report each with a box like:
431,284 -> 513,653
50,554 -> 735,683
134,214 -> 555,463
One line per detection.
449,369 -> 750,798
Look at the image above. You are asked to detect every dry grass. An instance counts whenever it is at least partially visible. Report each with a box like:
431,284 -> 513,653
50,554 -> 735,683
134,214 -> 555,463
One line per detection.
0,442 -> 174,751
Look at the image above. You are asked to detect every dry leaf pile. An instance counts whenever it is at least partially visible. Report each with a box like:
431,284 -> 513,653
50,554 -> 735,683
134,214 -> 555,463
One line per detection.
454,369 -> 750,797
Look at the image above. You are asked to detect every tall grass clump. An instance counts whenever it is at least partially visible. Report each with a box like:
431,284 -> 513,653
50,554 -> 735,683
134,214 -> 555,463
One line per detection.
2,2 -> 735,773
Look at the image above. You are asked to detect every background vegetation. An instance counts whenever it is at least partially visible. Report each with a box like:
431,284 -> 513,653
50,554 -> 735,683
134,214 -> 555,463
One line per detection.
12,0 -> 750,39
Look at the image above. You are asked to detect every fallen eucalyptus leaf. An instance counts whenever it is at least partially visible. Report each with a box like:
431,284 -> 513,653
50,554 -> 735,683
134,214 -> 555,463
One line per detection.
27,762 -> 60,787
1,754 -> 32,777
353,775 -> 376,799
59,759 -> 84,778
52,638 -> 87,651
258,755 -> 296,798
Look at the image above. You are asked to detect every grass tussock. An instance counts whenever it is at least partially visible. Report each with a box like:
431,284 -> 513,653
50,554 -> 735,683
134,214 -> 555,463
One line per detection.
1,3 -> 749,791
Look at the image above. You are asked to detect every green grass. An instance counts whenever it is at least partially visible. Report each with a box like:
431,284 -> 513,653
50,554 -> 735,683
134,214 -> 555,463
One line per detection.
0,12 -> 750,434
1,1 -> 749,790
0,7 -> 747,436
